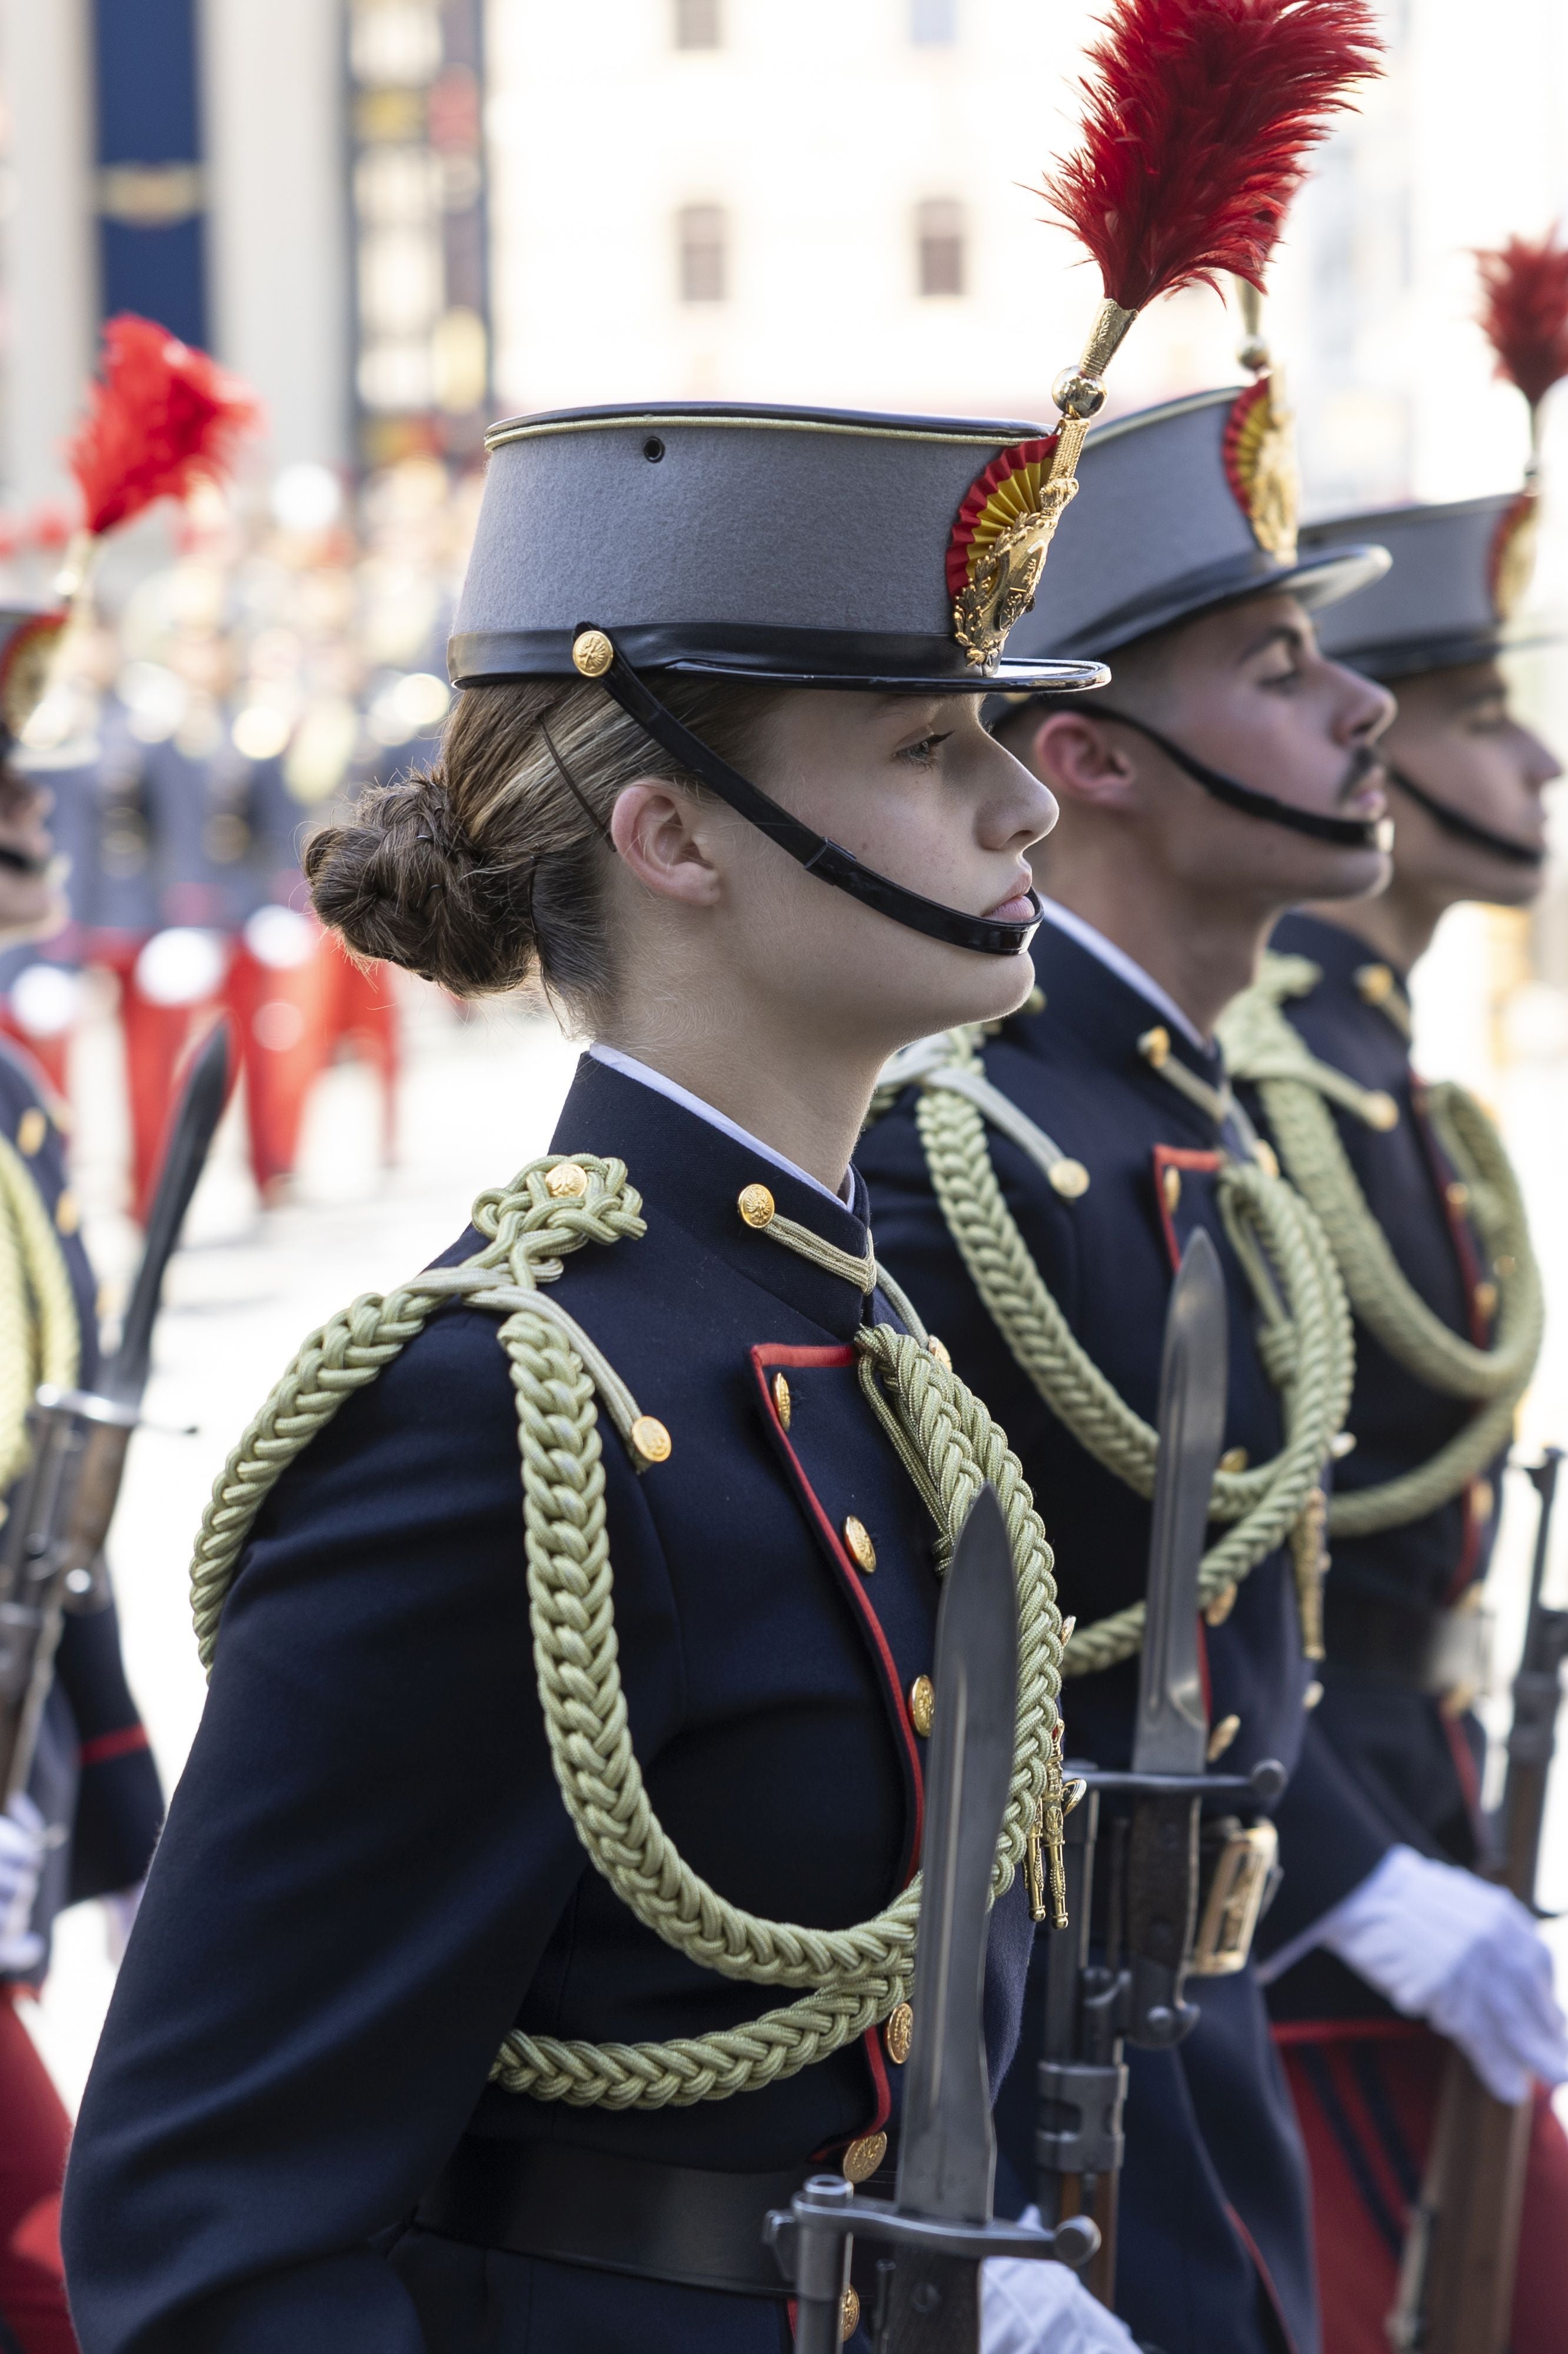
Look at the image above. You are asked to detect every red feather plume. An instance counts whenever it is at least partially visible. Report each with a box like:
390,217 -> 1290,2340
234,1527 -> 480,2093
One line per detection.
1476,231 -> 1568,413
65,314 -> 261,539
1041,0 -> 1383,312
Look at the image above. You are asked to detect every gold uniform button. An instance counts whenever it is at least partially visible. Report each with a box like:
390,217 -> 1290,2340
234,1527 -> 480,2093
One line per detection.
630,1415 -> 671,1465
1138,1025 -> 1171,1069
1364,1092 -> 1399,1132
884,2001 -> 914,2066
1161,1166 -> 1182,1213
771,1371 -> 792,1429
1207,1713 -> 1241,1763
1252,1138 -> 1280,1179
1048,1157 -> 1090,1199
16,1108 -> 45,1157
1446,1180 -> 1472,1211
545,1162 -> 588,1199
570,627 -> 614,678
1204,1584 -> 1237,1627
840,2285 -> 861,2342
843,1515 -> 877,1574
1474,1281 -> 1499,1319
927,1335 -> 953,1371
908,1675 -> 935,1737
54,1189 -> 79,1236
1472,1478 -> 1496,1524
1303,1680 -> 1324,1710
1218,1445 -> 1249,1475
737,1182 -> 775,1228
1356,962 -> 1395,1005
841,2131 -> 887,2184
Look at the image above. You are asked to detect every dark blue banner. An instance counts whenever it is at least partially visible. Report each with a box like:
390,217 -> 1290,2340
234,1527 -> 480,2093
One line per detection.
92,0 -> 208,347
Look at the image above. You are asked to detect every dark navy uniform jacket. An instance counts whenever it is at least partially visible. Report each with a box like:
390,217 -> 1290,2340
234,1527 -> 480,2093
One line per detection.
0,1042 -> 164,1966
1247,913 -> 1503,2029
857,920 -> 1393,2354
62,1055 -> 1033,2354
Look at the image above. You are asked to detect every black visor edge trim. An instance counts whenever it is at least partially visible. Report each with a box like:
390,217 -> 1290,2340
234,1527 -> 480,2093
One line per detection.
1387,766 -> 1545,867
1048,706 -> 1390,852
585,625 -> 1041,958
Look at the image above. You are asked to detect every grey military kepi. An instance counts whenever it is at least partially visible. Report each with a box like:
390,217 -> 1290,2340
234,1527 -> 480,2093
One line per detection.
991,385 -> 1390,664
1300,490 -> 1552,680
448,400 -> 1106,694
446,399 -> 1111,958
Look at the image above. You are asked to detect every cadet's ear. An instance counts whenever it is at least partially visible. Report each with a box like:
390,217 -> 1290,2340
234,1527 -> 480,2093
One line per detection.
610,780 -> 725,910
1026,711 -> 1140,812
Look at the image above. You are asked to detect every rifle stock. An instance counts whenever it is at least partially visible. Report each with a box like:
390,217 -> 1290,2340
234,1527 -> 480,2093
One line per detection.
1389,1451 -> 1566,2353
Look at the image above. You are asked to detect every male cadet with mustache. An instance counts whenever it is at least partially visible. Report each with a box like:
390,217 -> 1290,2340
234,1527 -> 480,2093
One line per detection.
857,373 -> 1400,2354
0,612 -> 164,2354
1217,236 -> 1568,2350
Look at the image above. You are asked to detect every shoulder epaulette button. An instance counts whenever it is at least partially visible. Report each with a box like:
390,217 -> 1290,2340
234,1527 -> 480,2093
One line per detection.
1364,1092 -> 1399,1132
1356,962 -> 1396,1005
1219,1446 -> 1249,1474
771,1371 -> 793,1429
16,1108 -> 45,1157
1138,1025 -> 1171,1069
927,1335 -> 953,1370
1048,1157 -> 1090,1199
737,1183 -> 775,1228
630,1415 -> 671,1465
545,1162 -> 589,1199
55,1189 -> 80,1235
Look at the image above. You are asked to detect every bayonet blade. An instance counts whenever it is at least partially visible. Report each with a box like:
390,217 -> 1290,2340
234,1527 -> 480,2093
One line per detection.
1132,1229 -> 1228,1777
895,1482 -> 1019,2226
106,1018 -> 232,1407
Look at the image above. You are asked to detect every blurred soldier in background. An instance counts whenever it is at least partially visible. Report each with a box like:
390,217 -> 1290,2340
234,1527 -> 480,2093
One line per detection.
0,610 -> 163,2354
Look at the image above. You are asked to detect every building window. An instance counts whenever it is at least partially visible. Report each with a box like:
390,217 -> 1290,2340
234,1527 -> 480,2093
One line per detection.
910,0 -> 957,42
678,204 -> 727,302
674,0 -> 721,47
917,199 -> 966,297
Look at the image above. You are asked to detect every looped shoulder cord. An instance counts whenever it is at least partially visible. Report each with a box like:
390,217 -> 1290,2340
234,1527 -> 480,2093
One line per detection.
190,1151 -> 1063,2110
1218,957 -> 1543,1537
875,1029 -> 1354,1673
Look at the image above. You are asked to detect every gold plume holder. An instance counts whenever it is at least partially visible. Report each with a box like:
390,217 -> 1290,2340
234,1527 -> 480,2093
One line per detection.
1233,275 -> 1271,377
953,297 -> 1138,667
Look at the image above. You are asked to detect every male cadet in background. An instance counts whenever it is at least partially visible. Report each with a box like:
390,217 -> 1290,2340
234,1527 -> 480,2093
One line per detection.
859,370 -> 1401,2354
1217,237 -> 1568,2352
0,613 -> 165,2354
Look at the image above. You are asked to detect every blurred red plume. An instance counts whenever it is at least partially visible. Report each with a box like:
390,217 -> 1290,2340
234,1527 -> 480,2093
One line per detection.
1041,0 -> 1383,313
1476,231 -> 1568,413
65,315 -> 262,538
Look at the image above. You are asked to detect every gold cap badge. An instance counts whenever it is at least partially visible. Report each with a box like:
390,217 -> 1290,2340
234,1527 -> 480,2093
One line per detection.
1222,375 -> 1300,563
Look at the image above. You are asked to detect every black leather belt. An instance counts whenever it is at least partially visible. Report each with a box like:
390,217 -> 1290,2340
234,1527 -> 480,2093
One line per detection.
416,2134 -> 808,2298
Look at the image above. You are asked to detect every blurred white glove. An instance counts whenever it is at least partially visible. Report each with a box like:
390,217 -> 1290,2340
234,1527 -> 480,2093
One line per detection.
103,1880 -> 144,1967
983,2211 -> 1140,2354
1320,1843 -> 1567,2103
0,1791 -> 48,1975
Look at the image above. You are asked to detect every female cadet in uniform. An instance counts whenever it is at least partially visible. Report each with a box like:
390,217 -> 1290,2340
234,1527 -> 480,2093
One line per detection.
61,405 -> 1132,2354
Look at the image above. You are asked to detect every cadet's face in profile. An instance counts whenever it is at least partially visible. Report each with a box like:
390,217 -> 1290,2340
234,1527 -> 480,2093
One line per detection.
607,687 -> 1058,1049
1028,591 -> 1395,908
1381,661 -> 1559,910
0,765 -> 60,942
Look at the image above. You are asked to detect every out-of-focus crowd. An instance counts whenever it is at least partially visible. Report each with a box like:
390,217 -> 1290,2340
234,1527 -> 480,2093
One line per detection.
0,455 -> 483,1210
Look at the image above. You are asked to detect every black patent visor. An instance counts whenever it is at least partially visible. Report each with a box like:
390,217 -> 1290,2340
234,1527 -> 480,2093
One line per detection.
1088,707 -> 1391,852
1388,765 -> 1545,868
582,626 -> 1042,957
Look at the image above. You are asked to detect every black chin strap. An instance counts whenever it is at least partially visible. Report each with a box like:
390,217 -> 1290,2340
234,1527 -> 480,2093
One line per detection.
1084,705 -> 1393,853
582,625 -> 1041,957
1387,764 -> 1545,868
0,845 -> 40,875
